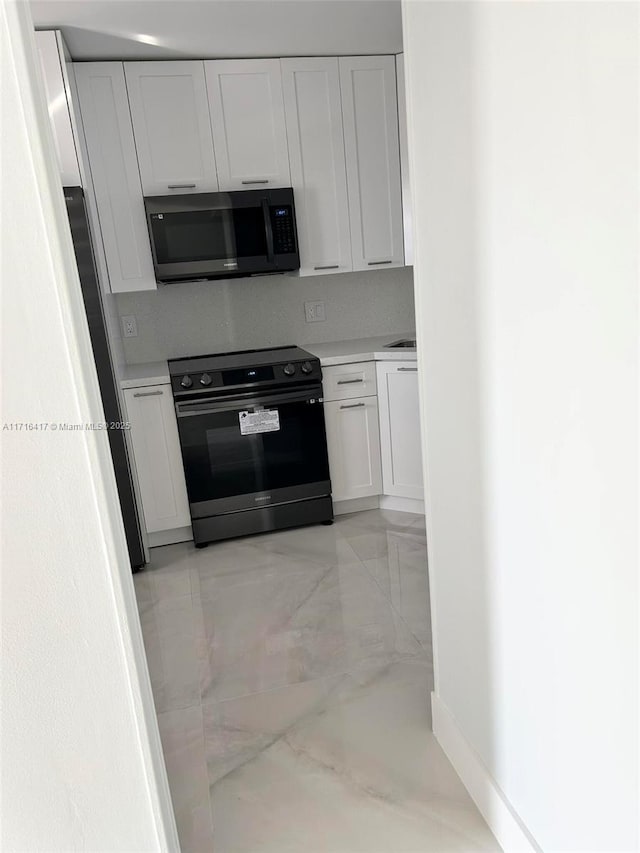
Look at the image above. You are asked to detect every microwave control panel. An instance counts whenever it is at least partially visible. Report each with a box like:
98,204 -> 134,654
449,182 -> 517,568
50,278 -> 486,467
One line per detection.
270,206 -> 296,255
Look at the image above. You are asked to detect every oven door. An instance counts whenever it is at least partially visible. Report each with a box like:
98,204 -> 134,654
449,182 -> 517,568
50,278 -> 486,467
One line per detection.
175,385 -> 331,517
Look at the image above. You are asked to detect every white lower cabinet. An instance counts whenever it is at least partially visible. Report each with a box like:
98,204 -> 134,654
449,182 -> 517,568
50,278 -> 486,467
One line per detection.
123,385 -> 190,534
376,361 -> 424,501
323,358 -> 422,506
324,396 -> 382,502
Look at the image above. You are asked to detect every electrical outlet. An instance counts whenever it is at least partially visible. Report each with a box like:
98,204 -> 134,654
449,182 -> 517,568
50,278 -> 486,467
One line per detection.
304,301 -> 326,323
121,315 -> 138,338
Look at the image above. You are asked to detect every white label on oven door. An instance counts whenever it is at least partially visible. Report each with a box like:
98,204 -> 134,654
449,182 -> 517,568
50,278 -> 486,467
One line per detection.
239,409 -> 280,435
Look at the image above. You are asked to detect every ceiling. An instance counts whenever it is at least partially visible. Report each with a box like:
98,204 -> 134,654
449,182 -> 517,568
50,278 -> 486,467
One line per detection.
30,0 -> 403,60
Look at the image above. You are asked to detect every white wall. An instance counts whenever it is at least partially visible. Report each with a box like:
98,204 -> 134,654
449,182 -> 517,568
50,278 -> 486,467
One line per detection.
1,2 -> 177,849
404,2 -> 638,850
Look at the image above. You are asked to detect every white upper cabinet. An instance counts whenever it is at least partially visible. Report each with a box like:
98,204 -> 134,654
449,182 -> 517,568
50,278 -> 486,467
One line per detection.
75,63 -> 156,293
339,56 -> 404,270
281,58 -> 352,276
395,54 -> 413,266
35,31 -> 80,186
205,59 -> 290,191
124,61 -> 218,195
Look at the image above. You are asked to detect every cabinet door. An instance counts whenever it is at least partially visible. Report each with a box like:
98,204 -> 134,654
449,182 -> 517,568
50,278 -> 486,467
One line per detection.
281,58 -> 352,276
395,54 -> 413,266
325,396 -> 382,502
339,56 -> 404,270
205,59 -> 290,191
74,63 -> 156,293
376,362 -> 423,500
123,386 -> 190,533
35,31 -> 80,186
124,61 -> 218,195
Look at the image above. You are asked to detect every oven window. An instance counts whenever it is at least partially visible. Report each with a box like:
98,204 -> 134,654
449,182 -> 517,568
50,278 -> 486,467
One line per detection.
150,207 -> 268,264
177,399 -> 330,503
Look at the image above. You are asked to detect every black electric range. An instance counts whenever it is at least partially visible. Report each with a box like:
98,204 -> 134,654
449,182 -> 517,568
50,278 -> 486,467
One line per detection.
168,346 -> 333,546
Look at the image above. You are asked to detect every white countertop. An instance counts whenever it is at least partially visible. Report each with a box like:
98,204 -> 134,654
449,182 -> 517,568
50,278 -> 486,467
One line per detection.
119,361 -> 170,389
119,334 -> 417,387
305,334 -> 417,366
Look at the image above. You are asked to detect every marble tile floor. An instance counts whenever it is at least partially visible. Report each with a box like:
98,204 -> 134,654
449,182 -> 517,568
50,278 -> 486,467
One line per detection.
134,509 -> 499,853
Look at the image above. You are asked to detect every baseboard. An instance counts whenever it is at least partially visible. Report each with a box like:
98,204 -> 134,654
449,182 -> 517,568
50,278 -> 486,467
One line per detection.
148,525 -> 193,548
431,694 -> 540,852
333,495 -> 425,516
333,496 -> 380,516
379,494 -> 424,514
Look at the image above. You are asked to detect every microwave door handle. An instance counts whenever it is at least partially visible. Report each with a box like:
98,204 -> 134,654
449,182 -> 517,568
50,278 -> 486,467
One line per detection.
261,198 -> 275,263
223,208 -> 237,265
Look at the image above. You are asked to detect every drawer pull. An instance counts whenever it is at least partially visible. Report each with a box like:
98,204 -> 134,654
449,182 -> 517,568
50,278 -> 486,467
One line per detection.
133,389 -> 163,397
397,367 -> 418,372
314,264 -> 339,271
368,260 -> 392,266
241,179 -> 269,185
167,183 -> 196,189
340,402 -> 366,410
337,378 -> 363,385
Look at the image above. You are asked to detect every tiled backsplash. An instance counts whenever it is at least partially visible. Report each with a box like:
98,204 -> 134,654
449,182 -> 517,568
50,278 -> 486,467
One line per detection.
115,267 -> 415,363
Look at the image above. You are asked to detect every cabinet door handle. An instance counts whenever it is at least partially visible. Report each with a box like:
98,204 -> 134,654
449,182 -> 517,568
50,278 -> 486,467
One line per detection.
368,260 -> 392,266
241,179 -> 269,185
314,264 -> 339,271
397,367 -> 418,372
337,378 -> 363,385
167,183 -> 196,189
340,402 -> 366,410
133,389 -> 163,397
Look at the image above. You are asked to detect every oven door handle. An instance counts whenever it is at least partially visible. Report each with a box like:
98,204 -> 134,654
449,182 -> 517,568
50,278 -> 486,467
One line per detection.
175,387 -> 323,417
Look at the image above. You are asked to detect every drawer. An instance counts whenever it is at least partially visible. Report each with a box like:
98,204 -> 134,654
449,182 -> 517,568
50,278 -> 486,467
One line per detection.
322,361 -> 377,402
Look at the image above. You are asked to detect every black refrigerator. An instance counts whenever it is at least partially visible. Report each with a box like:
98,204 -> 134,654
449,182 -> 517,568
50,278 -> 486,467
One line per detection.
64,186 -> 146,570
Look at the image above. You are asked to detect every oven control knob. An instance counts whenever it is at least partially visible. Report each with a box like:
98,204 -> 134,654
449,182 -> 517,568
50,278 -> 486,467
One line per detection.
283,363 -> 296,376
199,373 -> 213,386
300,361 -> 313,375
180,375 -> 193,389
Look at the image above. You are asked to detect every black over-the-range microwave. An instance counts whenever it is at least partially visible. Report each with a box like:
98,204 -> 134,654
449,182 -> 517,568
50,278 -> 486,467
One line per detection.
144,188 -> 300,283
